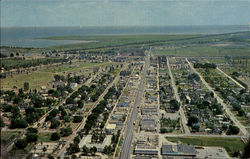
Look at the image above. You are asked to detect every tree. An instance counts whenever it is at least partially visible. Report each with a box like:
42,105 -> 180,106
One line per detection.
60,127 -> 72,137
74,136 -> 80,144
15,139 -> 28,149
11,106 -> 20,118
27,127 -> 38,134
82,146 -> 89,156
51,132 -> 60,141
26,133 -> 38,143
73,116 -> 83,123
78,100 -> 84,108
170,99 -> 180,111
63,115 -> 70,122
226,125 -> 240,135
24,82 -> 29,91
90,146 -> 97,156
48,154 -> 54,159
50,118 -> 60,129
10,118 -> 28,128
0,117 -> 5,128
238,109 -> 245,116
67,143 -> 80,154
188,116 -> 198,127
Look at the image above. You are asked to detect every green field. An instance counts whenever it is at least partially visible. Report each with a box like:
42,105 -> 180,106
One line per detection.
45,34 -> 199,50
1,71 -> 54,90
38,133 -> 53,142
166,136 -> 246,156
0,131 -> 19,145
1,62 -> 115,90
155,46 -> 250,56
44,62 -> 116,73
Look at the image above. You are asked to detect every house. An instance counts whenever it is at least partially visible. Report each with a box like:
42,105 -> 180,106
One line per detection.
53,81 -> 66,88
106,124 -> 116,134
70,83 -> 78,89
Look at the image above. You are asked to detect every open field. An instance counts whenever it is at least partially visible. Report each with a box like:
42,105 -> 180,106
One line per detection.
166,136 -> 246,156
38,133 -> 53,142
1,62 -> 115,90
0,131 -> 19,145
45,34 -> 199,50
155,46 -> 250,56
44,62 -> 115,74
1,71 -> 54,90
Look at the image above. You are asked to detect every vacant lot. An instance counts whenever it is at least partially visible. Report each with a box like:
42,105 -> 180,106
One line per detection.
1,71 -> 54,90
166,136 -> 246,156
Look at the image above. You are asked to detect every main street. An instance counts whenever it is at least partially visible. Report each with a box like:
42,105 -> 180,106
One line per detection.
186,58 -> 249,139
119,50 -> 150,159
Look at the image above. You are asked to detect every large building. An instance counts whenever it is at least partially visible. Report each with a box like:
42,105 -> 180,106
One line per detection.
161,144 -> 196,157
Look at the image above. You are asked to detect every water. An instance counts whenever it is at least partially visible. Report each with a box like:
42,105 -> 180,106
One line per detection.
1,25 -> 248,48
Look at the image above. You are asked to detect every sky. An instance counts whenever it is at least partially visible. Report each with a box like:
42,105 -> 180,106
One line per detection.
1,0 -> 250,27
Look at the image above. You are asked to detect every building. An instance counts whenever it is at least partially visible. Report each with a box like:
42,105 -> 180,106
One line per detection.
140,118 -> 157,132
106,123 -> 116,134
134,145 -> 158,155
161,144 -> 196,157
141,106 -> 158,115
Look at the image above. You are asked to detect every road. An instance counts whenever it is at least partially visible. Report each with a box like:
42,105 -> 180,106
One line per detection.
216,67 -> 245,89
57,64 -> 127,158
204,59 -> 245,89
186,58 -> 249,139
119,51 -> 150,159
104,65 -> 135,129
167,57 -> 190,135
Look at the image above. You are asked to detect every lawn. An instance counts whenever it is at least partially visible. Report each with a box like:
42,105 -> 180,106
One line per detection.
1,71 -> 54,90
0,131 -> 19,145
38,133 -> 53,142
166,136 -> 246,156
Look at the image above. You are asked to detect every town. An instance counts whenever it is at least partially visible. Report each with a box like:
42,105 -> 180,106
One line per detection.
1,31 -> 250,159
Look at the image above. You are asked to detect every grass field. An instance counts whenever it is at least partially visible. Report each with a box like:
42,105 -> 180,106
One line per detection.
0,131 -> 19,145
38,133 -> 53,142
166,136 -> 246,156
44,62 -> 115,74
1,71 -> 54,90
1,62 -> 115,90
46,34 -> 199,50
155,46 -> 250,56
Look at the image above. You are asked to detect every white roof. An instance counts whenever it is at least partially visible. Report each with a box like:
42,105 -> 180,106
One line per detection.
106,123 -> 116,130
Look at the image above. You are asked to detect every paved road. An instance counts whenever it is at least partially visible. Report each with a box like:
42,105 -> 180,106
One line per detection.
167,57 -> 190,135
119,51 -> 150,159
186,58 -> 249,139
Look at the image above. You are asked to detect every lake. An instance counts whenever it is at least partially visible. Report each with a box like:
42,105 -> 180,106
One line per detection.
1,25 -> 249,48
